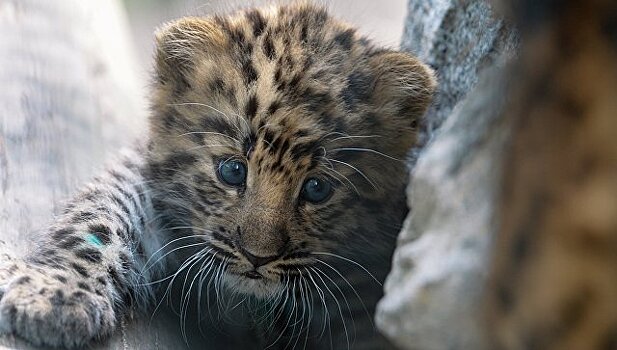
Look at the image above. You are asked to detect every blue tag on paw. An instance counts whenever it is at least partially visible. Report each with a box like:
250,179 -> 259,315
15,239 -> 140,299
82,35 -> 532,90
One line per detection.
86,234 -> 104,247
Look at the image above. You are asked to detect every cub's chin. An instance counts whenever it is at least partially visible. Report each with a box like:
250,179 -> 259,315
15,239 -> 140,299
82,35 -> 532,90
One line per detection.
222,272 -> 284,299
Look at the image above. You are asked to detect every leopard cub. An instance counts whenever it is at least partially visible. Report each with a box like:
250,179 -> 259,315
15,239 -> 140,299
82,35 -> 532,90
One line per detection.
0,2 -> 435,348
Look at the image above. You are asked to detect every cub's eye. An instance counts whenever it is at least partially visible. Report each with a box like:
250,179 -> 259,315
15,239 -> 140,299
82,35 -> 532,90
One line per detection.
218,159 -> 247,186
301,177 -> 333,204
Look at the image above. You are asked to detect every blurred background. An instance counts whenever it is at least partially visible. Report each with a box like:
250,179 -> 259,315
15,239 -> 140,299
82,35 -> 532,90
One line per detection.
122,0 -> 407,84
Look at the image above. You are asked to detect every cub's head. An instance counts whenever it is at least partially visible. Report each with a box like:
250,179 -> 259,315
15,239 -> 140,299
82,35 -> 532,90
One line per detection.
147,2 -> 435,297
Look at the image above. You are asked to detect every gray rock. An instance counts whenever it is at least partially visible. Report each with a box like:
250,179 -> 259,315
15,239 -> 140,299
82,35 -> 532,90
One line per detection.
376,64 -> 510,350
402,0 -> 517,151
376,0 -> 519,348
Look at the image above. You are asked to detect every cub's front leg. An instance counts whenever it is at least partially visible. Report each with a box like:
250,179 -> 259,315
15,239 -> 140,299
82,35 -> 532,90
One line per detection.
0,152 -> 162,348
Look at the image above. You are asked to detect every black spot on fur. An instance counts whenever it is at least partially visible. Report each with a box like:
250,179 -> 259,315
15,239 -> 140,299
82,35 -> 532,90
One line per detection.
274,66 -> 283,84
243,135 -> 255,158
263,130 -> 276,151
243,62 -> 258,85
293,129 -> 309,138
342,71 -> 373,111
71,211 -> 96,224
77,282 -> 91,292
71,291 -> 87,302
263,33 -> 276,60
270,134 -> 282,152
246,9 -> 266,37
52,228 -> 75,240
70,263 -> 89,278
245,94 -> 259,119
229,25 -> 246,45
53,275 -> 67,283
300,24 -> 308,42
88,224 -> 113,245
290,140 -> 319,161
58,236 -> 85,250
149,152 -> 198,180
210,78 -> 226,94
334,29 -> 355,50
50,290 -> 65,305
279,138 -> 291,156
75,248 -> 103,263
268,100 -> 281,115
288,73 -> 303,91
201,116 -> 237,137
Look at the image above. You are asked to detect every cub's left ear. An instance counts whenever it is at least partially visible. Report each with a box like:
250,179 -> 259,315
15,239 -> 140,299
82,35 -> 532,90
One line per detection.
369,51 -> 437,125
153,17 -> 226,89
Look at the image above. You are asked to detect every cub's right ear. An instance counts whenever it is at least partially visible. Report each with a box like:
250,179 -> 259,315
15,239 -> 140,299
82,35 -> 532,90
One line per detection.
153,17 -> 227,89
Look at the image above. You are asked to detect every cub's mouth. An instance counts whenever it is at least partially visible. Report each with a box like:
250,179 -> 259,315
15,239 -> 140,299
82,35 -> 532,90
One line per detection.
223,268 -> 284,298
243,270 -> 263,279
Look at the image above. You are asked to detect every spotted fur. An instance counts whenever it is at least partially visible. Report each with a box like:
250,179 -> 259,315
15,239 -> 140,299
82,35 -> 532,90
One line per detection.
0,2 -> 435,348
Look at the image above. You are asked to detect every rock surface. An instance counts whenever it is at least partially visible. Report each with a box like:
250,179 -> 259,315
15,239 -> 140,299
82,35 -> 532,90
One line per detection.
402,0 -> 517,151
376,0 -> 517,349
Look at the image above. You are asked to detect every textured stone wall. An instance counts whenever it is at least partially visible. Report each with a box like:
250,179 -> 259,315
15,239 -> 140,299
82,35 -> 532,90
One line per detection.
402,0 -> 517,148
376,0 -> 517,349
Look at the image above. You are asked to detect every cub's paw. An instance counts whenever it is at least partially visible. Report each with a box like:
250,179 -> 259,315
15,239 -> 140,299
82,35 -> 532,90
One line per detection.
0,261 -> 116,348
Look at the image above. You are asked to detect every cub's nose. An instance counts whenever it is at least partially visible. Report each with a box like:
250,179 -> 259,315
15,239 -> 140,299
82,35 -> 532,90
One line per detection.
240,248 -> 280,267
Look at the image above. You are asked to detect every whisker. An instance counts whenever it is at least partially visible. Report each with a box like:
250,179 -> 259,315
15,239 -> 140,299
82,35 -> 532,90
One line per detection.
327,158 -> 378,189
315,258 -> 374,330
304,267 -> 330,339
325,135 -> 382,143
320,163 -> 360,195
310,266 -> 351,350
177,131 -> 240,143
141,241 -> 207,274
329,147 -> 401,162
149,250 -> 205,323
313,252 -> 382,286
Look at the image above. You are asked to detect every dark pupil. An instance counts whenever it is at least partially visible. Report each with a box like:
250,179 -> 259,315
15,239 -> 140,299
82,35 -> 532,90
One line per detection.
219,160 -> 246,186
303,178 -> 332,203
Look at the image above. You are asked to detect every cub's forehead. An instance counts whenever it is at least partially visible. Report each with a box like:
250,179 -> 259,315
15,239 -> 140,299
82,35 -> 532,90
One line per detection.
172,7 -> 378,154
183,3 -> 378,108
